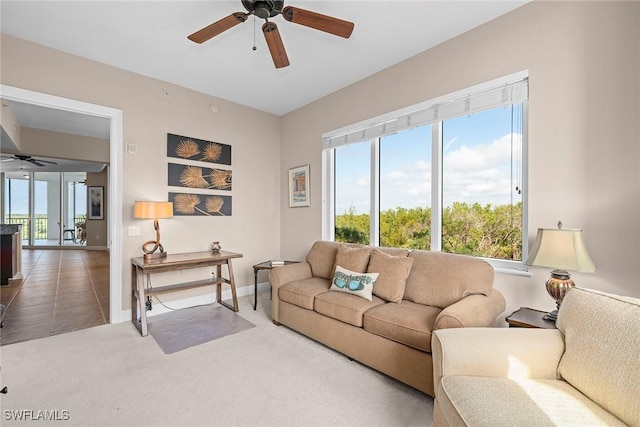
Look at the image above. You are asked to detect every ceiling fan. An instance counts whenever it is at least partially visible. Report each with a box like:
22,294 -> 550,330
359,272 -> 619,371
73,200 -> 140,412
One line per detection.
0,154 -> 58,167
188,0 -> 355,68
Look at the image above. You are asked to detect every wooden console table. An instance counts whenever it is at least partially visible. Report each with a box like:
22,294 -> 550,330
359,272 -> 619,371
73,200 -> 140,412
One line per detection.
131,250 -> 243,337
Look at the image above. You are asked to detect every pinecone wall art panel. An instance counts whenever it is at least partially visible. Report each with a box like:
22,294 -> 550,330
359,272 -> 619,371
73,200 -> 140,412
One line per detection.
167,133 -> 231,165
168,163 -> 232,191
169,193 -> 232,216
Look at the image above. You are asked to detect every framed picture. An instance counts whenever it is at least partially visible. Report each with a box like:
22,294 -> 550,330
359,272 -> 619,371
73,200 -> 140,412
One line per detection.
88,186 -> 104,220
288,164 -> 310,207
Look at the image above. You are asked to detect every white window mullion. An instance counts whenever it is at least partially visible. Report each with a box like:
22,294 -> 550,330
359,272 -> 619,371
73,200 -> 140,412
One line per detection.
370,138 -> 380,246
322,149 -> 335,241
520,100 -> 530,261
431,123 -> 443,251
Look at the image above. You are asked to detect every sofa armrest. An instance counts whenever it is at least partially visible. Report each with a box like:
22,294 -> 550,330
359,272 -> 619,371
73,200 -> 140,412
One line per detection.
434,289 -> 506,329
432,327 -> 565,396
269,262 -> 312,323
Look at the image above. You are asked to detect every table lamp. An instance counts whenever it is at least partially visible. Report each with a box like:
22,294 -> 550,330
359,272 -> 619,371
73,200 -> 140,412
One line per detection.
524,221 -> 595,321
134,201 -> 173,260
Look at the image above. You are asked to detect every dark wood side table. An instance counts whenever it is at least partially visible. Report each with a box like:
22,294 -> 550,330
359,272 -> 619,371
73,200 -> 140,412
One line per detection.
505,307 -> 557,329
252,260 -> 299,310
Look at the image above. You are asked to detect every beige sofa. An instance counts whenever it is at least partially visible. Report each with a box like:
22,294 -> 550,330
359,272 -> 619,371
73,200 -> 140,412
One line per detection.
269,240 -> 506,396
432,287 -> 640,426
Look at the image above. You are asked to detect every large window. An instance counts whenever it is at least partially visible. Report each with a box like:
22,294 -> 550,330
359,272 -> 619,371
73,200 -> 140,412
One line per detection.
324,74 -> 528,269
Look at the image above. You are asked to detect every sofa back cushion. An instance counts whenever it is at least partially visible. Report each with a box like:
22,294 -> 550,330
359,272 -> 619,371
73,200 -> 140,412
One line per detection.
403,251 -> 494,308
334,245 -> 371,274
306,241 -> 363,280
367,249 -> 414,303
557,287 -> 640,427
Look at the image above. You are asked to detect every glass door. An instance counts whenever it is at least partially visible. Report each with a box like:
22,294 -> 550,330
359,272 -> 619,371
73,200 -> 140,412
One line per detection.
33,171 -> 61,246
3,172 -> 30,245
63,173 -> 86,246
3,170 -> 87,247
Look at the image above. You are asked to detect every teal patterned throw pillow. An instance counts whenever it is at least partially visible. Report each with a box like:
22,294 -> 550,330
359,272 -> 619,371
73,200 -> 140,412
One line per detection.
330,265 -> 379,301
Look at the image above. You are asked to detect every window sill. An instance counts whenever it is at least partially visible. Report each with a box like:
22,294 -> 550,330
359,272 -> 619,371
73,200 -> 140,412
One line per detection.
493,267 -> 532,277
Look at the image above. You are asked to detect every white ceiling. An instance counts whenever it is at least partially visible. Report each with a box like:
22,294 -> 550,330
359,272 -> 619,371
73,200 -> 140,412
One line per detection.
0,0 -> 529,117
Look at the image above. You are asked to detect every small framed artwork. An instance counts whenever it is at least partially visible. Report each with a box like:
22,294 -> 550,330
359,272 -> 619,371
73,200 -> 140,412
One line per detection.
88,186 -> 104,220
288,164 -> 310,207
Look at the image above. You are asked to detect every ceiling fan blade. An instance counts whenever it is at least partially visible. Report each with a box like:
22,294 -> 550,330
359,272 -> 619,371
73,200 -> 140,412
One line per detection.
282,6 -> 354,39
262,22 -> 289,69
28,159 -> 45,167
188,12 -> 248,44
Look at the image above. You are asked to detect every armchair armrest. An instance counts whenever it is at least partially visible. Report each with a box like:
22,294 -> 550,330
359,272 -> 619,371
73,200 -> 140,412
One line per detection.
432,327 -> 565,396
269,262 -> 312,323
434,289 -> 506,329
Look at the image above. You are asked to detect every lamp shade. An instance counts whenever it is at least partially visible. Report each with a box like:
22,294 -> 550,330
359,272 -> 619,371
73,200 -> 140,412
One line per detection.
133,201 -> 173,219
524,228 -> 595,273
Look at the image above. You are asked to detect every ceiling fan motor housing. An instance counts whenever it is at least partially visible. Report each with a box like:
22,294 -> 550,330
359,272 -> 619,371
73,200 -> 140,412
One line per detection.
241,0 -> 284,19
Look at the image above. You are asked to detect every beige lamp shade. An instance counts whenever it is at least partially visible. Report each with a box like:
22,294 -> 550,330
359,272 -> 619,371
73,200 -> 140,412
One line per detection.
133,201 -> 173,219
524,227 -> 595,273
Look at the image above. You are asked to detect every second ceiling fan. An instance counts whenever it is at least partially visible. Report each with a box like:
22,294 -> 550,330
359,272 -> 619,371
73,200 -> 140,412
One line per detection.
188,0 -> 354,68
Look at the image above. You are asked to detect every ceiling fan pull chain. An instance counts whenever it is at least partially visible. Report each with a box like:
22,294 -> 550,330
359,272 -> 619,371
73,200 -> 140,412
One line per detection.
252,16 -> 257,51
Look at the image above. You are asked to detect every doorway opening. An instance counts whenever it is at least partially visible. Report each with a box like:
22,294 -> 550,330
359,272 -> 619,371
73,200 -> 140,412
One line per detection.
1,84 -> 123,324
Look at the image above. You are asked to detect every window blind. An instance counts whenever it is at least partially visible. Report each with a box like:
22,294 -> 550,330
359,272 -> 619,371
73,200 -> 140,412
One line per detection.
323,77 -> 528,150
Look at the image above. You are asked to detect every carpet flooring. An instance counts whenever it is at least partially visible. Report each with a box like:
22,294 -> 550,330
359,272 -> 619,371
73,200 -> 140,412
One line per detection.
0,292 -> 434,426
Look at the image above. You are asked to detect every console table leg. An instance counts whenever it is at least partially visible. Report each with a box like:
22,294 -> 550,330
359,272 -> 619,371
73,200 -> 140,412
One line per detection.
227,259 -> 239,311
216,261 -> 239,312
253,269 -> 258,311
131,267 -> 148,337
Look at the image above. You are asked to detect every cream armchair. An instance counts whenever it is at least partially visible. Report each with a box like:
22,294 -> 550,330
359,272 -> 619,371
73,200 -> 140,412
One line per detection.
432,287 -> 639,427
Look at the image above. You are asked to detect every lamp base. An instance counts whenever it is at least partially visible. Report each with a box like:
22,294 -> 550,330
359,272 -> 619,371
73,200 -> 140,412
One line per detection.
143,251 -> 168,261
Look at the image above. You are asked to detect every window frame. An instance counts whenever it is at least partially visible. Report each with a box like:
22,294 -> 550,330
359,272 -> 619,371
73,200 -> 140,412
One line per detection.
322,73 -> 530,274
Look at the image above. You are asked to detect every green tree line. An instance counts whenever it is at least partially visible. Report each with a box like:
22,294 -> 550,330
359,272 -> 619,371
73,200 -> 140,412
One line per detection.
335,202 -> 522,260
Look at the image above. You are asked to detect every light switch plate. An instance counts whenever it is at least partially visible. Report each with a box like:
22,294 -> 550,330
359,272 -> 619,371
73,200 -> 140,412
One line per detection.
126,143 -> 137,155
128,226 -> 141,237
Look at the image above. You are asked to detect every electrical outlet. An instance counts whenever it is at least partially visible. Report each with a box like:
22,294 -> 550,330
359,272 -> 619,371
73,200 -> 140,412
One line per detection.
128,226 -> 141,237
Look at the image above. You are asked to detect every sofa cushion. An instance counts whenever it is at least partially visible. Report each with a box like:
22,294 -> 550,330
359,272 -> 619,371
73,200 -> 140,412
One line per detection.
305,240 -> 344,280
367,249 -> 414,303
404,250 -> 494,308
376,247 -> 410,257
437,376 -> 626,427
363,300 -> 440,352
334,245 -> 371,274
557,287 -> 640,427
330,265 -> 378,301
315,291 -> 385,327
278,277 -> 331,310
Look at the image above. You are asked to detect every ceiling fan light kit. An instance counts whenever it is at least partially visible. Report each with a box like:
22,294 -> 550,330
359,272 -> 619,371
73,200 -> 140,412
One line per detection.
188,0 -> 354,69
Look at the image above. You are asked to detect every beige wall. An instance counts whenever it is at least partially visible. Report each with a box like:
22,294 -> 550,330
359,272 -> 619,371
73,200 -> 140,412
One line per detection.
20,127 -> 109,163
1,34 -> 283,314
280,1 -> 640,319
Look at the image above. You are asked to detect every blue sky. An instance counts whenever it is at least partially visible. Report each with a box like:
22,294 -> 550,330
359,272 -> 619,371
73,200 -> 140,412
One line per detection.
335,104 -> 523,215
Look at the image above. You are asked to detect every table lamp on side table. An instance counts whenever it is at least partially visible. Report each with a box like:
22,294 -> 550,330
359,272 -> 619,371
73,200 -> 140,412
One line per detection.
524,221 -> 596,321
134,201 -> 173,260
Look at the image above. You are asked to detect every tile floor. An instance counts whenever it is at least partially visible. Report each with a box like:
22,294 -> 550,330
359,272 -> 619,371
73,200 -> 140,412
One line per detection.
0,249 -> 109,346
